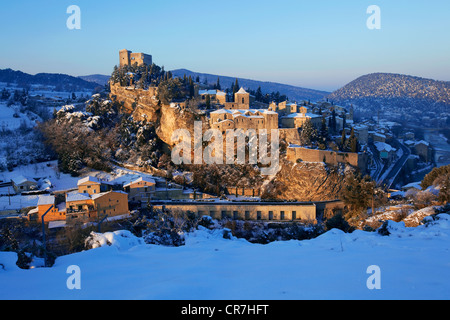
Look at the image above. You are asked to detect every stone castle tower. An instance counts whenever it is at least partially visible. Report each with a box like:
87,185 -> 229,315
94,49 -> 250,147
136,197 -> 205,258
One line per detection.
119,49 -> 152,67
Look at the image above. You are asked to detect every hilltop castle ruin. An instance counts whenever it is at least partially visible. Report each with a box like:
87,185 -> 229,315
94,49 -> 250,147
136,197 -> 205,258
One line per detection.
119,49 -> 152,67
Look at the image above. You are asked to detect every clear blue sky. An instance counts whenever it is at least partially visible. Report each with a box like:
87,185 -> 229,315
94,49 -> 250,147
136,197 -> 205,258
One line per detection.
1,0 -> 449,91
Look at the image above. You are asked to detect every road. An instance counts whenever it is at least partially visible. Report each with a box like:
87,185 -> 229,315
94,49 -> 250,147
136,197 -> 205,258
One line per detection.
379,139 -> 411,189
368,142 -> 384,183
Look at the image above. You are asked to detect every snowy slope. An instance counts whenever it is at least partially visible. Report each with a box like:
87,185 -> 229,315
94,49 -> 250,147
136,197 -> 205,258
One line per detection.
1,214 -> 449,300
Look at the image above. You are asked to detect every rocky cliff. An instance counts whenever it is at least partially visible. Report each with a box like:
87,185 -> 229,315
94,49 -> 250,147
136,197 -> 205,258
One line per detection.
110,83 -> 207,148
261,159 -> 353,202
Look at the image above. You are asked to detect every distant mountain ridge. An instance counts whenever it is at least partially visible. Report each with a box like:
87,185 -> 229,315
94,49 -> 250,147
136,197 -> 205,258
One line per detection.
78,74 -> 111,86
0,68 -> 100,91
327,72 -> 450,114
171,68 -> 330,102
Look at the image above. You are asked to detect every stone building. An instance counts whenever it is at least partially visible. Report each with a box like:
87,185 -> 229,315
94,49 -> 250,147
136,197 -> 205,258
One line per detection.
280,112 -> 322,129
30,195 -> 66,222
153,200 -> 318,222
414,140 -> 431,163
210,108 -> 278,132
28,177 -> 130,223
119,49 -> 152,67
65,190 -> 130,223
287,145 -> 368,173
271,101 -> 299,115
77,176 -> 112,195
123,176 -> 156,204
199,89 -> 227,105
224,87 -> 254,109
11,175 -> 38,194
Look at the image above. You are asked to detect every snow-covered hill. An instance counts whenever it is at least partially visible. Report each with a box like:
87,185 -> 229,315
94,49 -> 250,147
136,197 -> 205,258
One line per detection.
1,213 -> 449,300
327,73 -> 450,117
171,69 -> 330,102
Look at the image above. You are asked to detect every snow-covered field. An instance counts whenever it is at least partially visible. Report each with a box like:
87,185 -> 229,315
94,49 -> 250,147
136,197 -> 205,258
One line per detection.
1,214 -> 449,300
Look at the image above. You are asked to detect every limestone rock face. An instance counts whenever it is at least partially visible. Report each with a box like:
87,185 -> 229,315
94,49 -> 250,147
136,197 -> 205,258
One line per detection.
156,104 -> 208,148
110,83 -> 206,148
261,159 -> 352,202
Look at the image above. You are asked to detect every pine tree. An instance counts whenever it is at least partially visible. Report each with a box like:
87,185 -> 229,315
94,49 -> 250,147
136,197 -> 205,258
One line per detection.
188,76 -> 195,97
255,86 -> 263,102
233,78 -> 240,95
331,109 -> 337,133
341,129 -> 347,151
216,77 -> 221,90
317,116 -> 328,150
340,172 -> 376,222
348,127 -> 359,153
299,118 -> 317,147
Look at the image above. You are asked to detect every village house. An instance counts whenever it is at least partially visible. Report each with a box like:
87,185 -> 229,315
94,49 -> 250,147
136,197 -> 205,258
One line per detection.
11,175 -> 38,194
354,124 -> 369,145
123,176 -> 156,205
414,140 -> 431,163
199,89 -> 227,105
28,176 -> 130,223
270,101 -> 299,115
374,141 -> 397,162
280,112 -> 322,129
77,176 -> 113,195
28,195 -> 66,222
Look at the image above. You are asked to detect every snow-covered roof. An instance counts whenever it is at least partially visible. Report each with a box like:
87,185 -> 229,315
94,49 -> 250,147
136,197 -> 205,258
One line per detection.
283,112 -> 320,119
38,195 -> 55,206
12,175 -> 36,186
216,119 -> 234,124
123,176 -> 156,188
57,202 -> 66,212
66,192 -> 91,202
92,190 -> 128,200
77,176 -> 111,186
28,207 -> 39,215
415,140 -> 430,146
211,108 -> 277,118
211,109 -> 228,114
373,132 -> 386,138
374,142 -> 396,152
236,87 -> 248,94
199,89 -> 218,95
